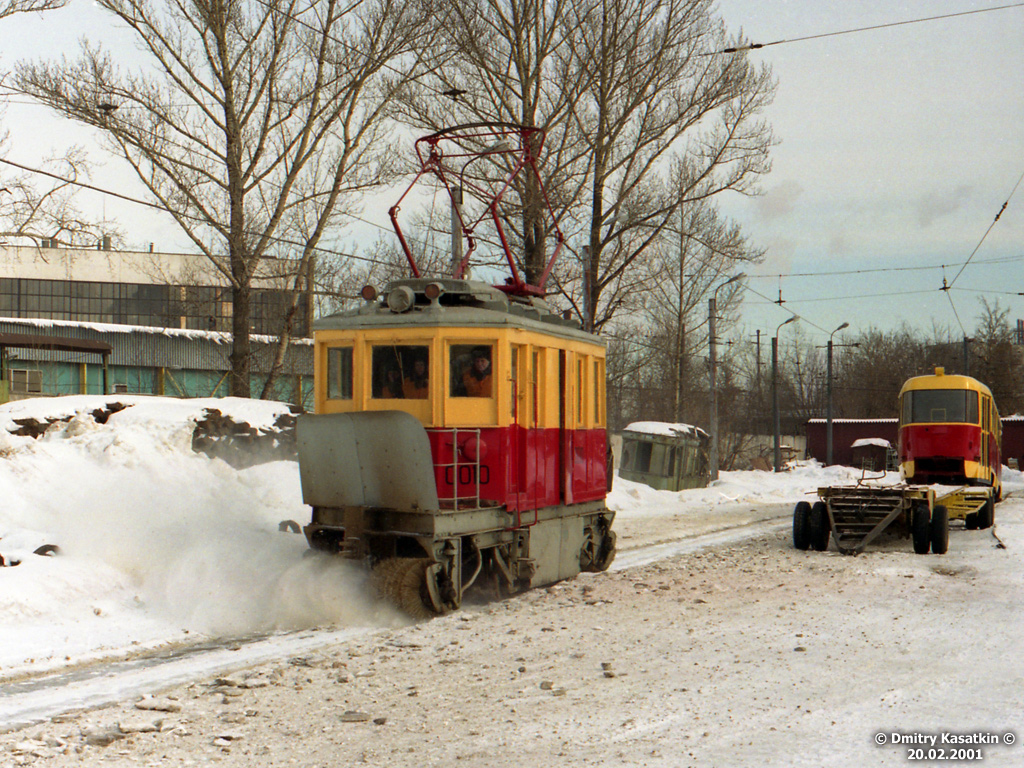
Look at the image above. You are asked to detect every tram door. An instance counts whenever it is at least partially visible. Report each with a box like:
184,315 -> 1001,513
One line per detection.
558,350 -> 571,504
982,395 -> 991,474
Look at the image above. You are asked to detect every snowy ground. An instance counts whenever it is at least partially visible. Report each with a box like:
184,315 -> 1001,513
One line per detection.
1,395 -> 1023,765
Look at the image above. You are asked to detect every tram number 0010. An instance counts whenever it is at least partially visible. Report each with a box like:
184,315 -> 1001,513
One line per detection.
444,465 -> 490,487
908,748 -> 983,760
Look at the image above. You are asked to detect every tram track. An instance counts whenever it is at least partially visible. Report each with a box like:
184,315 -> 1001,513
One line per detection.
0,513 -> 788,733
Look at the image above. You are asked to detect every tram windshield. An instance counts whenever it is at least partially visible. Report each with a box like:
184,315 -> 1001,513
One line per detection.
371,345 -> 430,399
902,389 -> 979,425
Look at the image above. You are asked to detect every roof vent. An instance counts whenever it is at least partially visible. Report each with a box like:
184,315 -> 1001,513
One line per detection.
935,367 -> 945,376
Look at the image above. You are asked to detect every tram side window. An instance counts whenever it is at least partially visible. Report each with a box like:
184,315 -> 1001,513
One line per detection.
327,347 -> 353,400
371,345 -> 430,399
451,344 -> 493,398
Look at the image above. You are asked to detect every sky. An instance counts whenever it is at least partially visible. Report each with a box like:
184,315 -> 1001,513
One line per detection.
0,0 -> 1022,347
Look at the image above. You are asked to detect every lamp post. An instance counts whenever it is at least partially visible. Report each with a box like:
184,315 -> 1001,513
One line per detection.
708,272 -> 745,482
826,321 -> 849,466
772,315 -> 798,472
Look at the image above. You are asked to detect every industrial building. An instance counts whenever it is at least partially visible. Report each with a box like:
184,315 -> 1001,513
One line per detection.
0,243 -> 313,406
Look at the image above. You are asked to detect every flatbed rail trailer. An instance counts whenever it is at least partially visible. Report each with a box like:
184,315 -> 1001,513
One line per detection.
792,484 -> 996,556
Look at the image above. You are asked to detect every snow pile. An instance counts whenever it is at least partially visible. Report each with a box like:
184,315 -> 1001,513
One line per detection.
0,396 -> 392,678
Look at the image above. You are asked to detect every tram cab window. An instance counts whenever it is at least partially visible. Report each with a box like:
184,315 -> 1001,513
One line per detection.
371,345 -> 430,399
905,389 -> 977,424
327,347 -> 353,400
451,344 -> 493,398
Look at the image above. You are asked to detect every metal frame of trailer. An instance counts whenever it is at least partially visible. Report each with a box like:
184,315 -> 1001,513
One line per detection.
794,483 -> 996,556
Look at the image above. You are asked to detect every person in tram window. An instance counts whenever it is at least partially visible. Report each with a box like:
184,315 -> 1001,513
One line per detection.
463,346 -> 492,397
403,357 -> 429,399
381,366 -> 405,398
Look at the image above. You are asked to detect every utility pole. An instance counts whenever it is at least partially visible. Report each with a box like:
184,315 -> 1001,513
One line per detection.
773,316 -> 798,472
709,273 -> 744,482
826,322 -> 850,466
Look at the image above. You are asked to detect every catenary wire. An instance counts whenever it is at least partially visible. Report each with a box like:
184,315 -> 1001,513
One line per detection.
712,2 -> 1024,54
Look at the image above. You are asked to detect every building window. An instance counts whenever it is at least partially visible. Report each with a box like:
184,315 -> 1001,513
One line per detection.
10,369 -> 42,394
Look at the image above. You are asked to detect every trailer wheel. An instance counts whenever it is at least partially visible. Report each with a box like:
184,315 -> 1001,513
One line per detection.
810,501 -> 831,551
793,501 -> 812,550
965,513 -> 978,530
977,497 -> 994,530
930,505 -> 949,555
912,504 -> 931,554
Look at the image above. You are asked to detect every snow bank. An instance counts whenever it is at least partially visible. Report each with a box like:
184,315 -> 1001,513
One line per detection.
0,396 -> 393,678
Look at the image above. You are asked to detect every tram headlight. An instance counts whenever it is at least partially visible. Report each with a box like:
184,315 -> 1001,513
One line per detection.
424,282 -> 445,300
387,285 -> 415,313
360,285 -> 378,302
460,435 -> 488,462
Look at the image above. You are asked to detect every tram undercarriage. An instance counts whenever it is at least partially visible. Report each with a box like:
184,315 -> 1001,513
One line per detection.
298,411 -> 616,617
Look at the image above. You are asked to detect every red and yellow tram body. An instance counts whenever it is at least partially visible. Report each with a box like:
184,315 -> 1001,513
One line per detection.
898,367 -> 1001,497
312,283 -> 608,514
299,278 -> 616,615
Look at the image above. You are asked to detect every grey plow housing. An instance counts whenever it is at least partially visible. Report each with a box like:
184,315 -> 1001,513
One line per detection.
297,411 -> 439,514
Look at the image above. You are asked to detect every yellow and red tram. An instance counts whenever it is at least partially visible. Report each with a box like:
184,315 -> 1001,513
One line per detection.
295,125 -> 616,615
898,367 -> 1001,527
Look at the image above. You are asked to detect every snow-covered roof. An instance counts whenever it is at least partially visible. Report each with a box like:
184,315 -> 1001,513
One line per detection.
806,418 -> 897,424
623,421 -> 709,439
851,437 -> 891,449
0,315 -> 313,346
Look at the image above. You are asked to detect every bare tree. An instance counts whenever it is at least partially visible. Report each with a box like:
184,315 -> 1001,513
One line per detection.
0,148 -> 119,246
567,0 -> 774,332
18,0 -> 435,397
397,0 -> 774,333
0,0 -> 64,18
0,0 -> 114,246
970,298 -> 1024,415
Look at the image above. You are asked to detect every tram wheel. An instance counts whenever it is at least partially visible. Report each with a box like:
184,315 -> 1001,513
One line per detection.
930,505 -> 949,555
977,497 -> 994,530
810,501 -> 831,552
911,504 -> 931,555
793,501 -> 812,550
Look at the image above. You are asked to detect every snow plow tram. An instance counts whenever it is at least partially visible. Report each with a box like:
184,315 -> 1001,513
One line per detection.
295,125 -> 616,616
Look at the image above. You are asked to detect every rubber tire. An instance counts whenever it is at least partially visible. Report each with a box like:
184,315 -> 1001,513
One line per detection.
793,501 -> 812,550
965,513 -> 978,531
977,497 -> 994,530
912,504 -> 931,555
810,501 -> 831,552
930,505 -> 949,555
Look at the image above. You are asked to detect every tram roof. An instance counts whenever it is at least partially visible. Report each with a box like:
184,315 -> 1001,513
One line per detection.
899,368 -> 994,396
314,278 -> 605,347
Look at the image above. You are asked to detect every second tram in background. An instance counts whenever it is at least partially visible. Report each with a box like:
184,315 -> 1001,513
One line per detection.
898,367 -> 1001,529
795,367 -> 1001,555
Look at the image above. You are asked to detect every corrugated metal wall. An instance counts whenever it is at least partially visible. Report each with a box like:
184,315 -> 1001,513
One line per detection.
0,319 -> 313,405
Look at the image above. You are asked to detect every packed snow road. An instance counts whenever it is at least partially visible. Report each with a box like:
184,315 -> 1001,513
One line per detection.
4,501 -> 1024,767
0,514 -> 789,733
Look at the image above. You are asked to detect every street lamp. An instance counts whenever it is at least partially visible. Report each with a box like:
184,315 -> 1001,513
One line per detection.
826,321 -> 849,466
708,272 -> 745,482
772,315 -> 798,472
